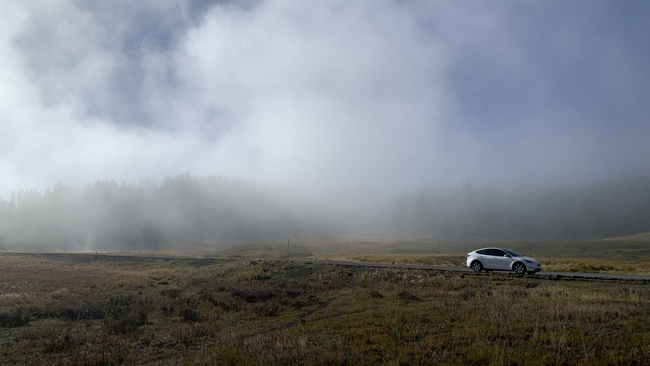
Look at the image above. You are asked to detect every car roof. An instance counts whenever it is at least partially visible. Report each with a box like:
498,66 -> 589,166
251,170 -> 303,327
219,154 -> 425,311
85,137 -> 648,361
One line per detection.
470,248 -> 526,256
472,247 -> 505,251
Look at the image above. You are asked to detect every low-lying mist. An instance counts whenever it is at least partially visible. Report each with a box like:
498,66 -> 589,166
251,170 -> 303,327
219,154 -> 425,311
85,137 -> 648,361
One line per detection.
1,175 -> 649,252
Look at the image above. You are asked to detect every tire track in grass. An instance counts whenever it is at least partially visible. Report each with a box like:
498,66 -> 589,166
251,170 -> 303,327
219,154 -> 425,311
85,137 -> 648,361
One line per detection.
284,297 -> 337,330
239,297 -> 338,340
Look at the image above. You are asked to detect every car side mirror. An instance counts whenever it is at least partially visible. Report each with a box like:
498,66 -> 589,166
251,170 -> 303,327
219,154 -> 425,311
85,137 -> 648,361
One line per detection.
504,254 -> 510,257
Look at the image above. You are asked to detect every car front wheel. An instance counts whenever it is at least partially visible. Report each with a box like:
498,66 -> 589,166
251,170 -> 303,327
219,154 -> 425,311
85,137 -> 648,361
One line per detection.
513,262 -> 526,275
470,261 -> 483,272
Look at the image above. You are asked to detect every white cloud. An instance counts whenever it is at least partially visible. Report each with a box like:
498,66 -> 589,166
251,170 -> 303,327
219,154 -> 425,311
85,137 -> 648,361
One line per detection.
172,0 -> 449,187
0,1 -> 194,196
1,0 -> 648,198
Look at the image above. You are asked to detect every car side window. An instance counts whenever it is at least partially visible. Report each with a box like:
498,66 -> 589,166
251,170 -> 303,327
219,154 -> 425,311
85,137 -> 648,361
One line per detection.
491,249 -> 506,257
476,249 -> 490,255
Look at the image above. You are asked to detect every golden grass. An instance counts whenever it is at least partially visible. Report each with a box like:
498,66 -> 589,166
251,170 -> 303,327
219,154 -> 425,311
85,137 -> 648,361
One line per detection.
307,253 -> 466,267
213,236 -> 650,275
602,232 -> 650,242
1,253 -> 650,365
295,254 -> 650,276
537,258 -> 650,275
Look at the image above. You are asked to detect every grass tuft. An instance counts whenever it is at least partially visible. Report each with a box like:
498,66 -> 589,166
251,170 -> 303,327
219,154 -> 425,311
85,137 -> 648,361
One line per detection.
0,308 -> 30,328
397,291 -> 420,302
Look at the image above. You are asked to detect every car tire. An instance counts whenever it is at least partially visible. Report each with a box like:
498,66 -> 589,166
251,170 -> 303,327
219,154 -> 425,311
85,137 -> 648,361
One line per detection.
513,262 -> 526,275
470,261 -> 483,272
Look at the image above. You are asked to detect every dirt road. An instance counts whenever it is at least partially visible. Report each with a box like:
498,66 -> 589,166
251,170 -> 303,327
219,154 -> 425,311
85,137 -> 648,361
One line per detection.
4,251 -> 649,282
286,259 -> 650,282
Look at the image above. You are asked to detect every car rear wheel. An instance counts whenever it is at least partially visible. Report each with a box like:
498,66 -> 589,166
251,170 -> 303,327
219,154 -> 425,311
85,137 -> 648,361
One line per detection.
470,261 -> 483,272
513,262 -> 526,275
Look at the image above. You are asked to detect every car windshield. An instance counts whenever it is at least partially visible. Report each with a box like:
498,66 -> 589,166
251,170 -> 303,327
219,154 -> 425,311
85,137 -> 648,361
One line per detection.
503,249 -> 522,257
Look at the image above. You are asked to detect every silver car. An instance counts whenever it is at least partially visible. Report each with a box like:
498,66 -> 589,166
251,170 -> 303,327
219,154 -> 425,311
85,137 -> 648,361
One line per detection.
466,247 -> 542,274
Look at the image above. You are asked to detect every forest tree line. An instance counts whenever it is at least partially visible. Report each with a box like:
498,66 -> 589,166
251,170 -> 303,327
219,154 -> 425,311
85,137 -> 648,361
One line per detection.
1,175 -> 649,251
0,175 -> 336,251
391,175 -> 650,241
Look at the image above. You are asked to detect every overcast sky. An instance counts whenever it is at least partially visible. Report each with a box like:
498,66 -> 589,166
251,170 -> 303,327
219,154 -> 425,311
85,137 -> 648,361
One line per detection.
1,0 -> 649,198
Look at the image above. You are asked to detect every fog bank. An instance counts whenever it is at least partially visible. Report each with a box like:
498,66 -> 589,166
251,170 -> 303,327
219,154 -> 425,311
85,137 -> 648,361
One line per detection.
1,175 -> 649,251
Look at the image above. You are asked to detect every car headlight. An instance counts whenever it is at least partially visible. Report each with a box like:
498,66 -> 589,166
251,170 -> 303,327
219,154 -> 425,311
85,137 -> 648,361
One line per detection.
524,260 -> 534,264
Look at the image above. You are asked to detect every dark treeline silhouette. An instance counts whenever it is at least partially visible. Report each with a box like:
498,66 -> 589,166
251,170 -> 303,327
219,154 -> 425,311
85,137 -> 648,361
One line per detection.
392,175 -> 650,241
0,175 -> 336,251
1,175 -> 650,251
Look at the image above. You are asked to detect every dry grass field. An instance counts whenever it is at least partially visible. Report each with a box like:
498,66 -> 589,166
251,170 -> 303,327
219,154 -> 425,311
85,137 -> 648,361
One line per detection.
1,244 -> 650,365
216,235 -> 650,275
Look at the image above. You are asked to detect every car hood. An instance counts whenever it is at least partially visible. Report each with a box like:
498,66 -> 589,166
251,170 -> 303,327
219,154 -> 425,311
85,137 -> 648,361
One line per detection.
520,257 -> 540,264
